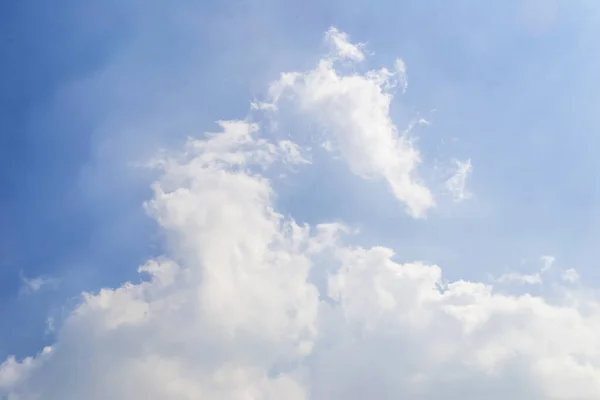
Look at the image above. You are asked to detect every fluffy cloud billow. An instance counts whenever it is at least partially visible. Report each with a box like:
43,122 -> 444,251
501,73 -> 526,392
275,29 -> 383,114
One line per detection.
3,28 -> 600,400
270,27 -> 434,218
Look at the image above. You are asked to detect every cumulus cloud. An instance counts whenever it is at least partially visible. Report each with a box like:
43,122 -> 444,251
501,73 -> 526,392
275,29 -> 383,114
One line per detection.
445,159 -> 473,202
269,27 -> 434,218
4,28 -> 600,400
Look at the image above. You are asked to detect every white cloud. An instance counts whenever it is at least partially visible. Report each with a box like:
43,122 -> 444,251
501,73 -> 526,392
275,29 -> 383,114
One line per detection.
324,27 -> 365,62
269,28 -> 434,218
4,28 -> 600,400
250,101 -> 278,112
496,271 -> 542,285
445,159 -> 473,202
495,256 -> 554,286
562,268 -> 581,283
4,116 -> 600,399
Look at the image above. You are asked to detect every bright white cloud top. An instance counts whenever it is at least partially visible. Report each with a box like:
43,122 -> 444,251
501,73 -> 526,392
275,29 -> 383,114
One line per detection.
270,28 -> 434,218
3,27 -> 600,400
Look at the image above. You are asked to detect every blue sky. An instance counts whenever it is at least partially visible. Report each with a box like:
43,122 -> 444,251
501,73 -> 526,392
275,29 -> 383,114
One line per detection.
3,1 -> 600,397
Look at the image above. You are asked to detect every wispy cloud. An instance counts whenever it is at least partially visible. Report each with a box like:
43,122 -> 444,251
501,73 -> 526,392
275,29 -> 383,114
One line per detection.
445,158 -> 473,202
496,271 -> 542,285
495,255 -> 555,286
561,268 -> 580,283
19,274 -> 60,295
324,27 -> 366,62
540,255 -> 555,272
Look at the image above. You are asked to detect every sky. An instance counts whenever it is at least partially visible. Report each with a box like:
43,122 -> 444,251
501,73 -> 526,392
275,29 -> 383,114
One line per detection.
3,0 -> 600,398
